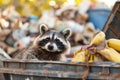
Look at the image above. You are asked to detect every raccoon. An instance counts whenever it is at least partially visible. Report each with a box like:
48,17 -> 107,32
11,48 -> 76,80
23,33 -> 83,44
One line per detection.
14,24 -> 72,61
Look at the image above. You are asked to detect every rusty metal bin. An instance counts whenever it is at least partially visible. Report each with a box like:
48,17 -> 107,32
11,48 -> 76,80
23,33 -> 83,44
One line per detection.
102,1 -> 120,39
0,59 -> 120,80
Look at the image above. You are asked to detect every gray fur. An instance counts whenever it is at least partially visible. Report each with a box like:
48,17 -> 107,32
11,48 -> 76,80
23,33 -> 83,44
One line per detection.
14,24 -> 71,61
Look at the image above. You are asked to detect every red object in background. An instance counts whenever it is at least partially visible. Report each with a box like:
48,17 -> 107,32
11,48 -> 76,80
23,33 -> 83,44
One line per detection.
90,2 -> 96,9
66,54 -> 74,58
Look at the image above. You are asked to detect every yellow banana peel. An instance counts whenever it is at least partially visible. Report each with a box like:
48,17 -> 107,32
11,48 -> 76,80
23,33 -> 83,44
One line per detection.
90,31 -> 105,46
72,49 -> 97,63
72,50 -> 86,62
72,31 -> 120,62
107,39 -> 120,52
97,47 -> 120,62
89,55 -> 94,62
93,54 -> 104,62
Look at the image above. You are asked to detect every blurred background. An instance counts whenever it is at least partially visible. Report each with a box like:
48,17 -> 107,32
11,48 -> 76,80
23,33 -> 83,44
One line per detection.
0,0 -> 117,58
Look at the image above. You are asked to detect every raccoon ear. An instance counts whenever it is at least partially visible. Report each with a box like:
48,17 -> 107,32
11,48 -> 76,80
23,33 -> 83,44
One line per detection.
62,28 -> 72,39
39,24 -> 48,35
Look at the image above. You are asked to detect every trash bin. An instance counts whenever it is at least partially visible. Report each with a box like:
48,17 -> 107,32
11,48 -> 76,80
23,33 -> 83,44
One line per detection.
88,9 -> 111,30
1,59 -> 120,80
0,1 -> 120,80
102,1 -> 120,39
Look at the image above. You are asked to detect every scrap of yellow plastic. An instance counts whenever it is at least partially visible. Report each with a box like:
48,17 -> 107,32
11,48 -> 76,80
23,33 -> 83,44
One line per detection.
72,50 -> 86,62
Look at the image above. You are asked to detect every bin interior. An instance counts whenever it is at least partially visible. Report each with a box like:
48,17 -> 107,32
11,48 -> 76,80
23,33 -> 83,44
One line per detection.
102,1 -> 120,39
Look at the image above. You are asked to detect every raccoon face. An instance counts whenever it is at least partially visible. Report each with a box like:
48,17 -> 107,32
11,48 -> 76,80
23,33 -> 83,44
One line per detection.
34,24 -> 72,53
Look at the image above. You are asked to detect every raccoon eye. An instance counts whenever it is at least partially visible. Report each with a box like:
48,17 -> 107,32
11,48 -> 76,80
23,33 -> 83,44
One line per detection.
55,39 -> 62,45
43,37 -> 50,43
55,39 -> 65,50
38,38 -> 50,46
38,40 -> 45,46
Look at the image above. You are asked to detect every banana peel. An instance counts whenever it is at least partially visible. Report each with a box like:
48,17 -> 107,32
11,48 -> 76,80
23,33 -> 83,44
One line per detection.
72,50 -> 86,62
72,31 -> 120,63
72,49 -> 103,62
90,31 -> 105,46
97,46 -> 120,62
107,39 -> 120,52
72,31 -> 106,63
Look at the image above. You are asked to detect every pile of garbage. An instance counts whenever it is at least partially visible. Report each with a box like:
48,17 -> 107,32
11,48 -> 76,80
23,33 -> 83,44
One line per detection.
0,7 -> 89,54
0,6 -> 40,57
0,0 -> 111,59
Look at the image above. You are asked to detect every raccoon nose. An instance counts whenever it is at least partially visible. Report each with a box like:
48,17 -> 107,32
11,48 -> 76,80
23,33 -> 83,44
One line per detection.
48,45 -> 54,50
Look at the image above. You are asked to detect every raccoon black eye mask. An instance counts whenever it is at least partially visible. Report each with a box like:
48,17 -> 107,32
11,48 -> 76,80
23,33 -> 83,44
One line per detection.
38,37 -> 50,46
38,37 -> 66,52
14,24 -> 72,61
55,39 -> 65,50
